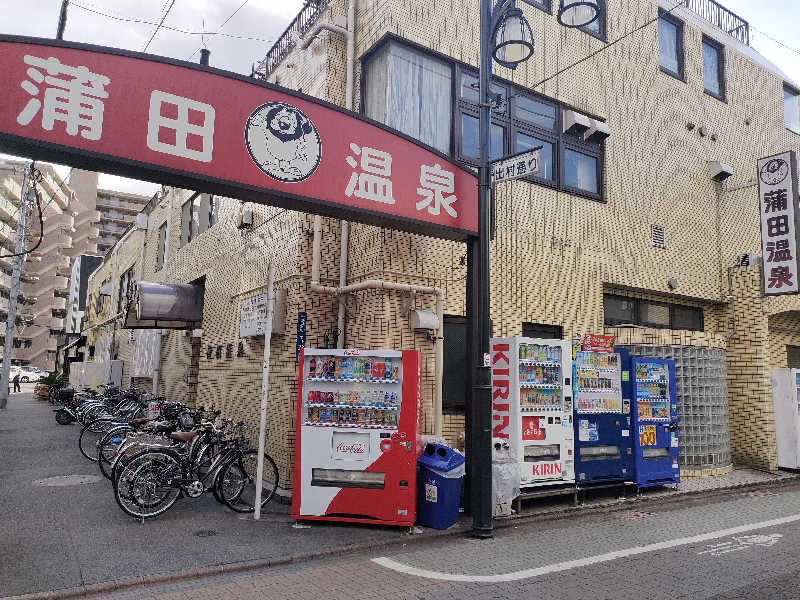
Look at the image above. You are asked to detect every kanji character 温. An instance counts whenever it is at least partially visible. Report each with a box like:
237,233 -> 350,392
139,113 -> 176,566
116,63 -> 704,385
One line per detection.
146,90 -> 215,163
345,143 -> 395,204
16,54 -> 110,141
416,163 -> 458,218
763,188 -> 788,213
766,239 -> 792,262
767,215 -> 790,237
768,266 -> 794,289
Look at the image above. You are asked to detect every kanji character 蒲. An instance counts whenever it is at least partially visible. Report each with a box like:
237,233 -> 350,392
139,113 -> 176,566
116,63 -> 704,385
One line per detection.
16,54 -> 110,141
416,163 -> 458,217
345,143 -> 395,204
763,189 -> 788,213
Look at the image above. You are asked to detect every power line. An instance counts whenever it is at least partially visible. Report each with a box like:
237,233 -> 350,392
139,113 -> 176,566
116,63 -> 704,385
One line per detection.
186,0 -> 251,62
142,0 -> 176,53
530,0 -> 686,91
69,2 -> 272,44
751,26 -> 800,58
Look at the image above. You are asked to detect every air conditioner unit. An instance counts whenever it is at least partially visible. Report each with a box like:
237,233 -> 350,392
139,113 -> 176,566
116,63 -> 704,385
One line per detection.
710,161 -> 734,182
563,109 -> 592,137
584,119 -> 610,143
238,209 -> 253,229
135,213 -> 148,229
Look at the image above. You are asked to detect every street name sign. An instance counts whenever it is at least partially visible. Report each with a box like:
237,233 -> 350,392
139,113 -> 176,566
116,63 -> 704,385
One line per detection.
490,148 -> 541,185
0,36 -> 478,240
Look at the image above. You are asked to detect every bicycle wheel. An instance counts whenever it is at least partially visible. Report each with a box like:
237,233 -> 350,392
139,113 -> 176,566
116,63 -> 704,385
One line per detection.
97,426 -> 132,479
78,419 -> 115,461
216,450 -> 278,513
114,449 -> 182,519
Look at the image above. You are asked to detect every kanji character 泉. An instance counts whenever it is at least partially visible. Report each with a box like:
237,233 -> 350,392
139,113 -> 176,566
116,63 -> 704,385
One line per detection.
416,163 -> 458,218
767,215 -> 790,237
16,54 -> 110,140
768,266 -> 794,289
345,143 -> 395,204
146,90 -> 216,162
763,189 -> 788,213
766,239 -> 793,262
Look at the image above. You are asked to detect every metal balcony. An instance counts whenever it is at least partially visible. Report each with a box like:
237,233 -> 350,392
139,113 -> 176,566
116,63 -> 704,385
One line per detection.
257,0 -> 334,78
38,174 -> 69,210
683,0 -> 749,45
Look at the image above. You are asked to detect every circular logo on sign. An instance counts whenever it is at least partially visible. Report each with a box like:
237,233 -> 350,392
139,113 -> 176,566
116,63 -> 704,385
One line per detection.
245,102 -> 321,183
759,158 -> 790,186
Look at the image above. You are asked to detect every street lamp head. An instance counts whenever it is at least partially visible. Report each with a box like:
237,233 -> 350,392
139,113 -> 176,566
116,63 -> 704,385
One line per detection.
556,0 -> 600,28
492,7 -> 534,66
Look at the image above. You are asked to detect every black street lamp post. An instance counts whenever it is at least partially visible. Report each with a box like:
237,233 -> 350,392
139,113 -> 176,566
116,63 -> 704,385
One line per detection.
469,0 -> 533,539
469,0 -> 598,538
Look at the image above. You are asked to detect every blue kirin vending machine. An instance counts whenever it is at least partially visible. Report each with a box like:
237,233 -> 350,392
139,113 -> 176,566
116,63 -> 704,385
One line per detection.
627,355 -> 680,488
572,350 -> 634,486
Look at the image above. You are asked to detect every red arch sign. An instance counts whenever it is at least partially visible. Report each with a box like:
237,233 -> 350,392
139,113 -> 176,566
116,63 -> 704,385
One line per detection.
0,36 -> 477,239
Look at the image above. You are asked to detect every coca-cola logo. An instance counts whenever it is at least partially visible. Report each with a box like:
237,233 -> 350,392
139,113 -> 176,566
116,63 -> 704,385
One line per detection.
336,442 -> 367,454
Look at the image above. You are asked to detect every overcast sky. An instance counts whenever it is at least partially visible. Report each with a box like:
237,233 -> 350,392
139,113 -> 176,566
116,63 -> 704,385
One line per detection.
0,0 -> 797,195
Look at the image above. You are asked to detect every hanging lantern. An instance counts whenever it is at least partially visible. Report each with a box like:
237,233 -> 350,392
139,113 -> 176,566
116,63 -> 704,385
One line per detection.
557,0 -> 600,28
492,7 -> 534,65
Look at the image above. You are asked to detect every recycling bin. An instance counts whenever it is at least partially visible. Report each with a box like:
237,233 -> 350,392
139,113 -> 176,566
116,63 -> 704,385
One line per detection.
417,443 -> 465,530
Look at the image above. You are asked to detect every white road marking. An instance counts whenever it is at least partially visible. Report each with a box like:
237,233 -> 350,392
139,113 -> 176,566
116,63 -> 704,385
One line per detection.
372,514 -> 800,583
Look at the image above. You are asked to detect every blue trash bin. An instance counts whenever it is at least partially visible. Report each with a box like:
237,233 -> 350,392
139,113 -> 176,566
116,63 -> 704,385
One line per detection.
417,443 -> 465,530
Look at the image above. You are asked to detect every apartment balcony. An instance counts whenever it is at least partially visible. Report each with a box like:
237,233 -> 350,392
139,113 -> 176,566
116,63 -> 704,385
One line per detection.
683,0 -> 749,45
52,297 -> 67,311
44,212 -> 75,231
96,197 -> 142,214
0,194 -> 19,226
0,272 -> 10,293
0,222 -> 16,247
17,329 -> 58,363
38,174 -> 69,210
0,176 -> 21,203
99,222 -> 127,236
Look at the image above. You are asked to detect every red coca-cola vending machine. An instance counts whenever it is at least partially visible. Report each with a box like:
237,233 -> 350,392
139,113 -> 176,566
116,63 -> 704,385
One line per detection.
292,348 -> 421,525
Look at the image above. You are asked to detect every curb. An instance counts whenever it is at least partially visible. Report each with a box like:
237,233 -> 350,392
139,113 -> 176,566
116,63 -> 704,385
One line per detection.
4,473 -> 798,600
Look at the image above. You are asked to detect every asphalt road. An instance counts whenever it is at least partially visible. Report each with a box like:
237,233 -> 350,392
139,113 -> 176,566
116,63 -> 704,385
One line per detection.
91,483 -> 800,600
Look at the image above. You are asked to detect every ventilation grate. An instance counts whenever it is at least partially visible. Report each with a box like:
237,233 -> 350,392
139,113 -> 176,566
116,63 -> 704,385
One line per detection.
651,225 -> 667,249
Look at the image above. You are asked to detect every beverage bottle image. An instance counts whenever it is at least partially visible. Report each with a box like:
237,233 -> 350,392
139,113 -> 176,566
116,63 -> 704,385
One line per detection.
392,365 -> 399,380
334,359 -> 341,378
309,358 -> 317,377
321,359 -> 329,377
364,359 -> 372,380
341,357 -> 349,378
520,344 -> 526,359
385,358 -> 392,379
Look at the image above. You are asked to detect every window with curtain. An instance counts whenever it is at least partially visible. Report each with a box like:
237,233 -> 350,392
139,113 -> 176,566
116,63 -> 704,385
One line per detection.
364,41 -> 452,154
658,11 -> 683,79
785,86 -> 800,134
702,37 -> 725,99
363,39 -> 605,201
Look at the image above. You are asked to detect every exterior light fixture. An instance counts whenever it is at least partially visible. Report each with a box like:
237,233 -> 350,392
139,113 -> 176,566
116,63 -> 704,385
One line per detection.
492,7 -> 534,66
557,0 -> 600,28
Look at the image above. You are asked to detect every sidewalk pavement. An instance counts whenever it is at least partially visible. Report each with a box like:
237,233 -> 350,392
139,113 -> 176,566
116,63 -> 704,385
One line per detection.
1,390 -> 796,600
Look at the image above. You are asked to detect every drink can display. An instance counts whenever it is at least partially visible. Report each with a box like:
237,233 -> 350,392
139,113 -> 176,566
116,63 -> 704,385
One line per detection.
372,361 -> 384,379
384,358 -> 392,379
365,408 -> 372,424
392,365 -> 399,380
364,360 -> 372,379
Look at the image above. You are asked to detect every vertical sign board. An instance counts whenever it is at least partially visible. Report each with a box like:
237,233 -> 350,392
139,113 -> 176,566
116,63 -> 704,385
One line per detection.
758,152 -> 800,295
240,293 -> 267,337
295,312 -> 307,364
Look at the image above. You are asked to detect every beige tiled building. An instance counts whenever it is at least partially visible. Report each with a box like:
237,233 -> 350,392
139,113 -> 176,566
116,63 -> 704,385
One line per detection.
82,0 -> 800,493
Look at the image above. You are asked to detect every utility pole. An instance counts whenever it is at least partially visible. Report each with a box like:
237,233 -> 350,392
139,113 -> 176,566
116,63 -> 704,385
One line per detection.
56,0 -> 69,40
0,165 -> 31,409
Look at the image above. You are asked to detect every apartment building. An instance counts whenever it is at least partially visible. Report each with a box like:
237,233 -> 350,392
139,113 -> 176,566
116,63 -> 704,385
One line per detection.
81,0 -> 800,493
69,169 -> 150,256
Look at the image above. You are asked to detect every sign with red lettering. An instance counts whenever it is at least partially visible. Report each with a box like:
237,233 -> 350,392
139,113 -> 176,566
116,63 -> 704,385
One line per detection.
491,342 -> 511,439
332,432 -> 370,461
522,416 -> 546,441
582,334 -> 616,353
0,36 -> 478,240
531,462 -> 562,476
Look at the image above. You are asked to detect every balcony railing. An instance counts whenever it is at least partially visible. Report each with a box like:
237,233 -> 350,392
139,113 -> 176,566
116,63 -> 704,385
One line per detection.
257,0 -> 334,78
683,0 -> 749,45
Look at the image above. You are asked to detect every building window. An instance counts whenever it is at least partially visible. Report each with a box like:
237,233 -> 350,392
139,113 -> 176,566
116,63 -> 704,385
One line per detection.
658,10 -> 684,80
155,222 -> 167,271
521,0 -> 550,12
522,322 -> 563,339
702,37 -> 725,100
580,0 -> 606,40
363,39 -> 605,201
442,316 -> 467,412
208,194 -> 218,227
363,40 -> 452,154
603,294 -> 704,331
787,345 -> 800,368
117,267 -> 133,313
785,86 -> 800,134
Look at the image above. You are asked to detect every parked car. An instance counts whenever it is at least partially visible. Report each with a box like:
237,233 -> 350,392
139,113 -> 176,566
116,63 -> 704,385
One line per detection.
19,366 -> 46,382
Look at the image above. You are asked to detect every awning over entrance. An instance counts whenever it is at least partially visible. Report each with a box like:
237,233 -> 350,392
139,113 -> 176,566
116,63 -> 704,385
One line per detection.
124,281 -> 203,329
